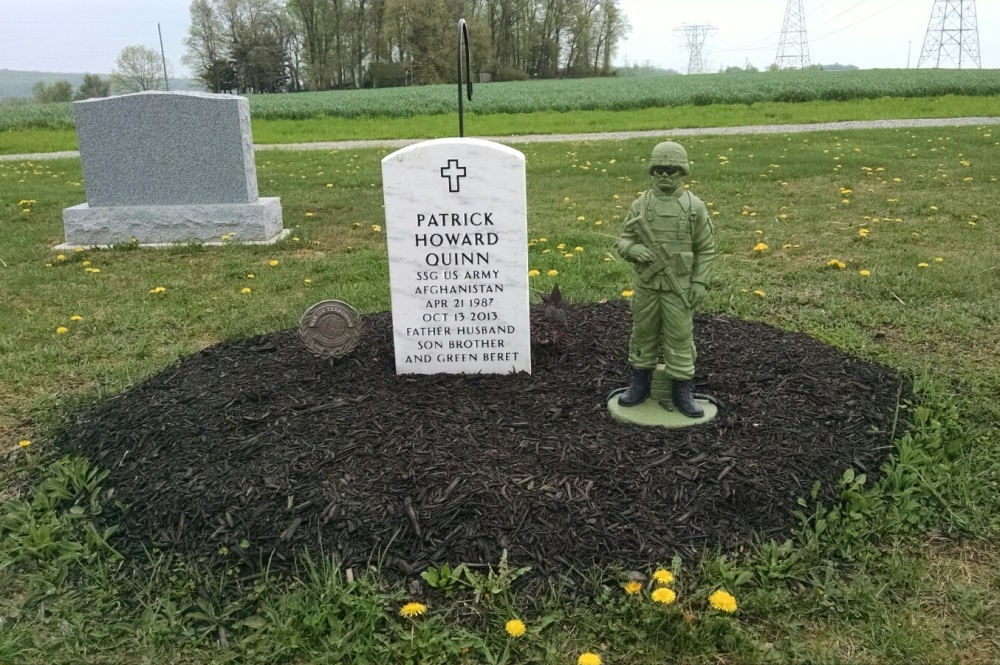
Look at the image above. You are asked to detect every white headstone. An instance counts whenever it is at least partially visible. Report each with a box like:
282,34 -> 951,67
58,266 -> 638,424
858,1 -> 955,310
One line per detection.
382,138 -> 531,375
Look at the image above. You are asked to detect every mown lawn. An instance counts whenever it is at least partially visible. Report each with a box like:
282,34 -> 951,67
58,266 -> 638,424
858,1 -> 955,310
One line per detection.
1,122 -> 999,663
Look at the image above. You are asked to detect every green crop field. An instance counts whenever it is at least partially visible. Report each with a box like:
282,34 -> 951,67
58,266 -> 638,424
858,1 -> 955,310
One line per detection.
4,68 -> 1000,132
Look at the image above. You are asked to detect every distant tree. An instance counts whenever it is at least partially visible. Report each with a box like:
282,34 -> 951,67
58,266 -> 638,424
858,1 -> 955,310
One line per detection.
183,0 -> 229,92
32,80 -> 73,103
111,45 -> 170,93
767,63 -> 780,72
73,74 -> 111,100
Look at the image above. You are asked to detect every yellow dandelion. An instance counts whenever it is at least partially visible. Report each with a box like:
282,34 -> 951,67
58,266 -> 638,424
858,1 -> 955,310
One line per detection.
547,269 -> 558,277
930,205 -> 939,211
82,260 -> 91,267
612,194 -> 620,200
712,211 -> 720,217
935,257 -> 944,263
505,619 -> 526,638
557,243 -> 566,250
56,254 -> 66,261
754,290 -> 766,297
75,247 -> 84,253
575,246 -> 584,252
538,237 -> 547,242
372,224 -> 382,232
624,580 -> 642,595
268,260 -> 279,267
293,237 -> 300,242
652,587 -> 677,605
594,220 -> 603,226
753,242 -> 768,252
859,270 -> 871,277
827,259 -> 846,270
859,228 -> 870,237
149,286 -> 166,294
563,196 -> 571,203
841,199 -> 850,205
241,287 -> 252,294
755,229 -> 763,235
577,215 -> 585,221
399,602 -> 427,618
304,278 -> 312,284
578,653 -> 602,665
918,262 -> 929,268
56,326 -> 69,335
19,439 -> 32,448
621,290 -> 634,298
305,212 -> 314,217
652,569 -> 674,585
528,269 -> 540,277
709,589 -> 738,613
247,273 -> 256,279
326,183 -> 333,188
70,315 -> 83,322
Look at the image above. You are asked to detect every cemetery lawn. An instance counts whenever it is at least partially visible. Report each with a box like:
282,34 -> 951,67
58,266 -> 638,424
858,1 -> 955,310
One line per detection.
2,124 -> 1000,663
1,94 -> 999,155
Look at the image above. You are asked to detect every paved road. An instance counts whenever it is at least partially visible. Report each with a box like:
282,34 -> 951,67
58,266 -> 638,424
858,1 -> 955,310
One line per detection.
2,116 -> 997,162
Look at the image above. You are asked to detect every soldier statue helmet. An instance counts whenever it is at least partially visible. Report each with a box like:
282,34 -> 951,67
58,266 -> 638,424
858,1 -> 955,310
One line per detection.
614,141 -> 715,417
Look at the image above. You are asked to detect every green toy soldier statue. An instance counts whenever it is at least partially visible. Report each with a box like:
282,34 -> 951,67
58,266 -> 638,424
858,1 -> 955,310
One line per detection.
615,141 -> 715,417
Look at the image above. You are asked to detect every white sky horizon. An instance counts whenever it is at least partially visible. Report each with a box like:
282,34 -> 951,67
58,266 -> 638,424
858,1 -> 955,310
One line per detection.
1,0 -> 995,77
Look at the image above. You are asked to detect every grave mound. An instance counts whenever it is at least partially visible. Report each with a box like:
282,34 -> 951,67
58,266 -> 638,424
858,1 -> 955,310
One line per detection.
58,301 -> 910,578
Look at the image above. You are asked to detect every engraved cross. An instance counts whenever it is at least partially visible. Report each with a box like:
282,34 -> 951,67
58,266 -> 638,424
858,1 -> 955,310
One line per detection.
440,159 -> 467,193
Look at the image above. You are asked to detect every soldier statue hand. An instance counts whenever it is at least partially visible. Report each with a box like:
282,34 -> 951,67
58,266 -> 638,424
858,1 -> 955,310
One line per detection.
689,283 -> 707,308
629,245 -> 656,262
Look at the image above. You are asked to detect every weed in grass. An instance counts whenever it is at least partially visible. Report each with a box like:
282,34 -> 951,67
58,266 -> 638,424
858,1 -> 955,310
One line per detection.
2,124 -> 1000,663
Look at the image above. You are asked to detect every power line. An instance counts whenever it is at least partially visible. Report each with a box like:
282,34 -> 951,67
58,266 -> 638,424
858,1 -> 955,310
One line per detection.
917,0 -> 981,68
775,0 -> 810,69
673,24 -> 717,74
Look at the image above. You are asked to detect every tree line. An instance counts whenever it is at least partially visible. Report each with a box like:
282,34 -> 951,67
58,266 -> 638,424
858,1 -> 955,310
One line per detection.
182,0 -> 630,94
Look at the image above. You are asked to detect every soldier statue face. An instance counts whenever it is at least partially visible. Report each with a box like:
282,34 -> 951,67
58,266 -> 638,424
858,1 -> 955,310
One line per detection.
651,165 -> 684,193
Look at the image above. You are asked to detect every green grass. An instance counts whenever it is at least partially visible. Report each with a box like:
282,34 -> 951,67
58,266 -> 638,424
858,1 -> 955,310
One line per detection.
3,93 -> 1000,155
2,123 -> 1000,662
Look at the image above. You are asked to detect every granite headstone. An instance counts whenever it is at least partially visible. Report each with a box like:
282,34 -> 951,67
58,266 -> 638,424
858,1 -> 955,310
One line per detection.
60,91 -> 285,247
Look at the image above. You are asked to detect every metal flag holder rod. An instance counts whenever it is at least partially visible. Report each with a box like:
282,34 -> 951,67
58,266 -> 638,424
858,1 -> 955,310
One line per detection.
457,18 -> 473,137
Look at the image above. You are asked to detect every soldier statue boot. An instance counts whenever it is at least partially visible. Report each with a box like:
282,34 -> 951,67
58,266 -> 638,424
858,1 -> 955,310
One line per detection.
618,368 -> 652,407
671,379 -> 704,418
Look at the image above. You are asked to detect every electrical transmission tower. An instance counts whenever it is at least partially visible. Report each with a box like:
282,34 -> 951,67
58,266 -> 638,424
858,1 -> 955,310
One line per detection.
775,0 -> 810,69
674,24 -> 716,75
918,0 -> 981,68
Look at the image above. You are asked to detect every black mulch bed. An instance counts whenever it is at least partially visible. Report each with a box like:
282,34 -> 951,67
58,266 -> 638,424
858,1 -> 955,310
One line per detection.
57,301 -> 910,579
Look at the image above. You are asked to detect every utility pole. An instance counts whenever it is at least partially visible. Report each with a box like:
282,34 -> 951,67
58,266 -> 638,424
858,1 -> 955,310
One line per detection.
775,0 -> 810,69
158,23 -> 170,91
917,0 -> 981,68
673,24 -> 716,75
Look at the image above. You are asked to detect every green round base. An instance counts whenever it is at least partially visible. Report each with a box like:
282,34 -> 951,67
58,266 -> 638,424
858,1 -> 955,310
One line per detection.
607,395 -> 718,428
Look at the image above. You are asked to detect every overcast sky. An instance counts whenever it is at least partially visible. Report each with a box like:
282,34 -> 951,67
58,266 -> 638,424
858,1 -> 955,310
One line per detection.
1,0 -> 996,77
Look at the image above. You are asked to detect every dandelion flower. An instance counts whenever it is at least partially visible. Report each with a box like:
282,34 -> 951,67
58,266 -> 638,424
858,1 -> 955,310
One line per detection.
859,270 -> 871,277
930,205 -> 939,211
56,254 -> 66,261
753,243 -> 768,252
56,326 -> 68,335
577,216 -> 586,221
304,278 -> 312,284
624,581 -> 642,595
241,287 -> 252,294
621,290 -> 634,298
935,257 -> 944,263
563,196 -> 571,203
269,260 -> 279,267
754,290 -> 766,297
326,183 -> 333,188
827,259 -> 846,270
652,587 -> 677,605
399,602 -> 427,618
372,224 -> 382,232
578,653 -> 602,665
918,262 -> 929,268
505,619 -> 526,637
575,246 -> 584,252
19,439 -> 31,448
652,569 -> 674,585
528,269 -> 540,277
305,212 -> 314,217
557,243 -> 566,250
149,286 -> 166,294
82,260 -> 91,267
709,589 -> 738,613
547,269 -> 558,277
